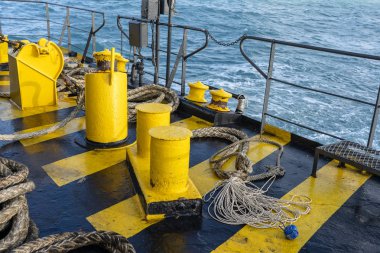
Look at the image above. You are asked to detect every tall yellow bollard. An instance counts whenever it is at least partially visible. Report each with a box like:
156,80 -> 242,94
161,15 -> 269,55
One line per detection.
149,126 -> 193,194
136,103 -> 171,157
0,35 -> 8,64
85,48 -> 129,145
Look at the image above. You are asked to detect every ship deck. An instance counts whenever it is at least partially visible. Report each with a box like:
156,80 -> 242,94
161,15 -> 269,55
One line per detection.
0,90 -> 379,253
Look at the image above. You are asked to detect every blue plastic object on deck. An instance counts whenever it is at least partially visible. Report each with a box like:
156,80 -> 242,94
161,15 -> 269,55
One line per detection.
284,224 -> 299,240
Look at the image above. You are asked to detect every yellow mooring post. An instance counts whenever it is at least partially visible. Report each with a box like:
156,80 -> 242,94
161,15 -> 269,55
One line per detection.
149,126 -> 192,194
126,124 -> 202,220
0,35 -> 8,64
207,88 -> 232,112
135,103 -> 171,157
185,81 -> 209,103
9,38 -> 63,110
85,48 -> 129,146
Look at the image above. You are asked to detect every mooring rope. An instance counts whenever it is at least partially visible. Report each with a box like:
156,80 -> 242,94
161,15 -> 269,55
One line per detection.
0,157 -> 136,253
192,127 -> 311,239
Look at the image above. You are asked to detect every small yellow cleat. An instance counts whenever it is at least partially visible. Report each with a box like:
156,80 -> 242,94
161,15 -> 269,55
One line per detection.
185,81 -> 209,103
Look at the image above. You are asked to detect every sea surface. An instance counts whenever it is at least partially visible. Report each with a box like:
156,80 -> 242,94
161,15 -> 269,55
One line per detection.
1,0 -> 380,148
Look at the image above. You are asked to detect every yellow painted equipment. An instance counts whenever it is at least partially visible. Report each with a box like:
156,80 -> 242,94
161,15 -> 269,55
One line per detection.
135,103 -> 171,157
207,88 -> 232,112
85,48 -> 128,145
149,126 -> 193,194
185,81 -> 209,103
126,123 -> 202,219
116,54 -> 129,72
0,35 -> 8,64
8,38 -> 63,110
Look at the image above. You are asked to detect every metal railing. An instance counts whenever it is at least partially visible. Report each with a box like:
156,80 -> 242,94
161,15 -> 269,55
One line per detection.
0,0 -> 105,63
240,35 -> 380,147
117,15 -> 208,95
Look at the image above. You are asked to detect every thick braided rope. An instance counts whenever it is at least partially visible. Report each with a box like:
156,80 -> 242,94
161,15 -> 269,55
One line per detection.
128,84 -> 180,122
0,89 -> 84,141
192,127 -> 284,181
0,157 -> 136,252
0,158 -> 37,252
12,231 -> 136,253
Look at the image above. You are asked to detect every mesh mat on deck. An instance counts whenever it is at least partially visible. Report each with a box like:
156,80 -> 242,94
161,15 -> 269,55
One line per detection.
320,140 -> 380,170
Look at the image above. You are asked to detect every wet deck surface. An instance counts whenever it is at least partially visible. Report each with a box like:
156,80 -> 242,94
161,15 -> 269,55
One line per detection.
0,94 -> 379,253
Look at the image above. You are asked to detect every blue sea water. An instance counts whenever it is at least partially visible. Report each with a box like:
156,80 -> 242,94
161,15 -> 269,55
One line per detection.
1,0 -> 380,147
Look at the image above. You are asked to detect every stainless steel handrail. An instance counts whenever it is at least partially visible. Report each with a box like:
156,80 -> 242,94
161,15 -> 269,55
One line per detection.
0,0 -> 105,62
240,35 -> 380,147
117,15 -> 208,95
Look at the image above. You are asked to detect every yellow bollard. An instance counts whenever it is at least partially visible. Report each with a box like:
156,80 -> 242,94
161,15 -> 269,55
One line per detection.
185,81 -> 209,103
149,126 -> 192,194
116,54 -> 129,72
136,103 -> 171,157
85,48 -> 128,145
0,35 -> 8,64
207,88 -> 232,112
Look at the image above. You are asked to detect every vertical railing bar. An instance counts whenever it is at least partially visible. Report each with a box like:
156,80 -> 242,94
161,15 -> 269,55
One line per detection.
45,3 -> 50,41
181,29 -> 188,96
154,1 -> 160,85
165,0 -> 173,86
92,12 -> 96,53
58,10 -> 68,46
120,31 -> 123,55
66,7 -> 71,52
260,42 -> 276,135
367,85 -> 380,148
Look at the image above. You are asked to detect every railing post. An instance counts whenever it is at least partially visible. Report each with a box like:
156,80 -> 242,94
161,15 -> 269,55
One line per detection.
367,85 -> 380,148
181,29 -> 188,96
165,0 -> 173,87
260,42 -> 276,135
154,2 -> 160,85
45,3 -> 50,41
92,12 -> 96,53
66,7 -> 71,52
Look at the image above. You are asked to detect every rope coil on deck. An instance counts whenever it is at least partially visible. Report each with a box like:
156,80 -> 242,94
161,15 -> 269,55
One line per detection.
0,157 -> 136,253
192,127 -> 311,237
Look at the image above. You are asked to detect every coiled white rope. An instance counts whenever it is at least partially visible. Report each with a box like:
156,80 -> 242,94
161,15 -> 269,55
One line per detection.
205,176 -> 311,229
194,127 -> 311,238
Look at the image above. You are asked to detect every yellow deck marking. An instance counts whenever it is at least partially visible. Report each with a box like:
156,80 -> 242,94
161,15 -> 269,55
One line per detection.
87,127 -> 289,239
42,116 -> 211,187
43,148 -> 127,187
213,161 -> 371,253
87,195 -> 161,238
171,115 -> 212,130
0,96 -> 76,121
19,117 -> 85,146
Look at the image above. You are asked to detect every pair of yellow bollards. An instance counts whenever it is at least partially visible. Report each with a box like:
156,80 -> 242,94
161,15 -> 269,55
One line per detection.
185,81 -> 233,112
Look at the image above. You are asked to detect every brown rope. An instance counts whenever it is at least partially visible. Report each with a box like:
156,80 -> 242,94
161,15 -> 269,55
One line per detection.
192,127 -> 285,181
0,157 -> 136,253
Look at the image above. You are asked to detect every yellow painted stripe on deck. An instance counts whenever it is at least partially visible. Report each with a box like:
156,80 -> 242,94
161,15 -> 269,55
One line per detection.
42,116 -> 211,187
87,128 -> 289,239
87,195 -> 161,238
0,71 -> 9,75
171,115 -> 212,130
213,161 -> 371,253
43,148 -> 127,187
0,81 -> 9,86
19,117 -> 85,146
0,96 -> 76,121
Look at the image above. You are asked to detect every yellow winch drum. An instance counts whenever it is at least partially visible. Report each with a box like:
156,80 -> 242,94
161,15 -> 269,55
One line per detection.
85,48 -> 129,145
9,38 -> 64,110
